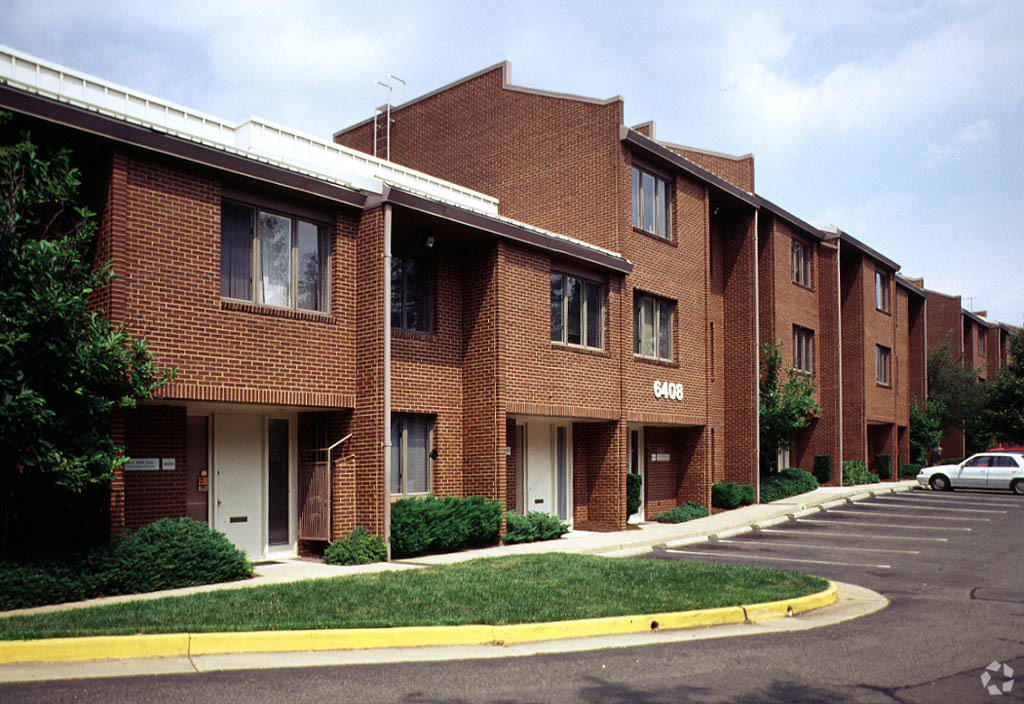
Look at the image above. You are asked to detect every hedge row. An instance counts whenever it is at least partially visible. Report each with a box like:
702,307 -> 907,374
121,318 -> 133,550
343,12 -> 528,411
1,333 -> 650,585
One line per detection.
653,502 -> 709,523
899,463 -> 924,479
503,512 -> 569,544
842,460 -> 880,486
0,518 -> 252,611
760,468 -> 819,503
324,527 -> 387,565
389,495 -> 503,559
711,482 -> 755,509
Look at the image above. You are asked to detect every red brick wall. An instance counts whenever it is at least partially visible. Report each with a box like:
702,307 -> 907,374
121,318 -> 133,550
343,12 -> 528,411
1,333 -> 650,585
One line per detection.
840,250 -> 866,461
664,145 -> 755,193
121,405 -> 187,532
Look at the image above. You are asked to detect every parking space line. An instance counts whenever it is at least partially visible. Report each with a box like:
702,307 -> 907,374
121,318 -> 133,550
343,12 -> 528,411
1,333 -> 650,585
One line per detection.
664,549 -> 891,569
761,528 -> 948,542
826,509 -> 989,522
719,539 -> 919,555
796,518 -> 972,531
852,501 -> 1005,514
877,496 -> 1018,508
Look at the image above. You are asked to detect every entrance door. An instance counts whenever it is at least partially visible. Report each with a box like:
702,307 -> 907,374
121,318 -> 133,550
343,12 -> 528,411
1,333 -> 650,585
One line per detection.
213,414 -> 263,557
628,427 -> 644,522
525,422 -> 571,521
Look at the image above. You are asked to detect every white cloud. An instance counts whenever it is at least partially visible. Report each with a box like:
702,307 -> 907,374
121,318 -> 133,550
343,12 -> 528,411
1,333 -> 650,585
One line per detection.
956,118 -> 994,143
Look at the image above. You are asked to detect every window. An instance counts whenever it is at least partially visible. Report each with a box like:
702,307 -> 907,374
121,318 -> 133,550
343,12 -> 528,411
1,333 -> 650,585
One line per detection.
978,329 -> 986,355
391,249 -> 434,332
390,414 -> 432,495
875,270 -> 891,312
793,326 -> 814,373
876,345 -> 891,385
634,293 -> 673,361
220,201 -> 329,312
550,272 -> 603,349
792,239 -> 812,287
631,165 -> 670,239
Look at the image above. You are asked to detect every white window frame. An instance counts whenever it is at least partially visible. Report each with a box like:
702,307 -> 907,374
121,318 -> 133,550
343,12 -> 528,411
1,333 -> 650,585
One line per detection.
634,293 -> 674,362
876,344 -> 892,386
875,270 -> 891,312
631,165 -> 671,240
550,271 -> 604,350
792,239 -> 812,287
390,414 -> 434,496
793,325 -> 814,373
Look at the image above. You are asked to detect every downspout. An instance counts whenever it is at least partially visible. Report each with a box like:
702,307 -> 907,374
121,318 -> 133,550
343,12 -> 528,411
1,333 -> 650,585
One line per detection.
383,203 -> 393,560
752,208 -> 760,503
835,243 -> 844,466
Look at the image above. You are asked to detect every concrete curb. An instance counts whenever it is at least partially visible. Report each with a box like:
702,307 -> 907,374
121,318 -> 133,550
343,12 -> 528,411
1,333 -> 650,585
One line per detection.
0,582 -> 839,664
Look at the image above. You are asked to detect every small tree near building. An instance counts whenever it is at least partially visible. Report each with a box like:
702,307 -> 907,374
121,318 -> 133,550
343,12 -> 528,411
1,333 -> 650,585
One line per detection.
759,341 -> 819,475
927,337 -> 988,455
0,113 -> 172,556
979,329 -> 1024,446
909,396 -> 945,465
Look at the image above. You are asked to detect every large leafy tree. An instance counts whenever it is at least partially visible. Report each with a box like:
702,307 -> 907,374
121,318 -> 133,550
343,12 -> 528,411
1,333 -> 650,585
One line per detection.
979,329 -> 1024,445
759,341 -> 820,475
909,396 -> 946,465
0,113 -> 171,555
927,336 -> 988,454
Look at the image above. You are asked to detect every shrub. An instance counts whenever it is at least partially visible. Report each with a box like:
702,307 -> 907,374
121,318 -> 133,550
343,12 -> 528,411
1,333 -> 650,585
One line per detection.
626,473 -> 643,517
875,454 -> 892,480
760,468 -> 819,503
900,463 -> 924,479
502,512 -> 569,544
324,527 -> 387,565
812,455 -> 834,484
711,482 -> 755,509
842,460 -> 880,486
0,518 -> 252,610
390,495 -> 503,559
653,502 -> 709,523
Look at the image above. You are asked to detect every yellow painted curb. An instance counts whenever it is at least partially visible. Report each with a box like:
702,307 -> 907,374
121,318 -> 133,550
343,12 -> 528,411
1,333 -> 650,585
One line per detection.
0,582 -> 838,664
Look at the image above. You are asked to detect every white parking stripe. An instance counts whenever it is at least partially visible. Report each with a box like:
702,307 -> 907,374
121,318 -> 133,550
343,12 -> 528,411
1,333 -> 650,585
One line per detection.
665,549 -> 891,569
880,496 -> 1019,508
826,509 -> 989,522
719,539 -> 919,555
761,528 -> 948,542
796,518 -> 972,531
852,501 -> 1005,514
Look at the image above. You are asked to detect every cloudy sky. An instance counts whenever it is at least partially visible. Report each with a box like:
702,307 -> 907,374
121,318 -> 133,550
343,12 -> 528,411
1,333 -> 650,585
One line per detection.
3,0 -> 1022,325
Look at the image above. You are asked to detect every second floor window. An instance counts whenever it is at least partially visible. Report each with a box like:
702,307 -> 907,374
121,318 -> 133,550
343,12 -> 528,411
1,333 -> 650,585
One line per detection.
978,328 -> 987,355
391,252 -> 434,332
634,293 -> 673,361
792,239 -> 811,287
876,344 -> 891,386
875,270 -> 891,312
550,272 -> 603,349
220,201 -> 329,312
632,165 -> 670,239
793,325 -> 814,373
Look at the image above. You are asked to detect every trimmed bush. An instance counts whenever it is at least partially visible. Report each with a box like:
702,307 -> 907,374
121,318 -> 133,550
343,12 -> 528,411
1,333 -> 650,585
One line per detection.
875,454 -> 892,480
711,482 -> 755,509
324,527 -> 387,565
900,463 -> 924,479
760,468 -> 819,503
626,473 -> 643,517
502,512 -> 569,544
813,455 -> 834,484
0,518 -> 252,610
390,495 -> 503,559
842,460 -> 880,486
653,502 -> 709,523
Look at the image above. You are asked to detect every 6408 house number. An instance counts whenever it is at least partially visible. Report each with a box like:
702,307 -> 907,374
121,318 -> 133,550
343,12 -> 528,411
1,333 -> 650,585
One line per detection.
653,380 -> 684,401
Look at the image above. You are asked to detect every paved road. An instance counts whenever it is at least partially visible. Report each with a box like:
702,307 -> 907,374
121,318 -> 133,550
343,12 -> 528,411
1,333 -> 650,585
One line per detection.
3,488 -> 1023,702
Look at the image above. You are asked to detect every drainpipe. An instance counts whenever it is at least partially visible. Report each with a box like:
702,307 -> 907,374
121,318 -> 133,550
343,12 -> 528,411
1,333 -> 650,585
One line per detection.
752,208 -> 760,503
383,203 -> 393,560
835,243 -> 844,467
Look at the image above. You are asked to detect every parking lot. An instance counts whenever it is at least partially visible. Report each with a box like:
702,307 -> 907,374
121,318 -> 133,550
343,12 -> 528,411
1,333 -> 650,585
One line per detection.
649,487 -> 1023,584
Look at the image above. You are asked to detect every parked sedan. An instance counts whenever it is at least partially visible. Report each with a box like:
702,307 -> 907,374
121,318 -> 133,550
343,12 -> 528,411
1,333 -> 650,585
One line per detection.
917,451 -> 1024,493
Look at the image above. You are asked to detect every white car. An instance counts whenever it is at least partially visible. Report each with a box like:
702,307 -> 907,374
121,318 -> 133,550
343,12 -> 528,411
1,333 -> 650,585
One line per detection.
917,450 -> 1024,494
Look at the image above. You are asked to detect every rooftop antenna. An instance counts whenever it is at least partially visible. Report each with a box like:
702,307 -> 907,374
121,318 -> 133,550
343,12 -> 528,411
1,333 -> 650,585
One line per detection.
373,75 -> 406,161
967,296 -> 975,312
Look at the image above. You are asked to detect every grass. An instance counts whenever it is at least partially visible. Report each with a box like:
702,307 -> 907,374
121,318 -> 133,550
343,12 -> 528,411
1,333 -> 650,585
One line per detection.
0,554 -> 828,640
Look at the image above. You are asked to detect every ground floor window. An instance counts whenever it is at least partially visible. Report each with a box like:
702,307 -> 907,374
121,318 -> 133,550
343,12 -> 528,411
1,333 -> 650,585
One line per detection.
391,414 -> 433,495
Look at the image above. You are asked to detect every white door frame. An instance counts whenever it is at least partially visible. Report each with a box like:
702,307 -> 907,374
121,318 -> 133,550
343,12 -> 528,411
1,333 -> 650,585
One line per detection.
628,425 -> 645,523
521,419 -> 573,524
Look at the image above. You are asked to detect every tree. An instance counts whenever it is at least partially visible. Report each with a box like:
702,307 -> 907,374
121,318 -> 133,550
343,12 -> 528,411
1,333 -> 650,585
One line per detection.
0,113 -> 171,556
927,336 -> 987,454
909,396 -> 945,465
759,341 -> 820,475
979,329 -> 1024,445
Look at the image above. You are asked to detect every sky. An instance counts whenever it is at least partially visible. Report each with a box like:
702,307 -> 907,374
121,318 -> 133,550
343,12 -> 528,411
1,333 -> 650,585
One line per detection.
2,0 -> 1022,325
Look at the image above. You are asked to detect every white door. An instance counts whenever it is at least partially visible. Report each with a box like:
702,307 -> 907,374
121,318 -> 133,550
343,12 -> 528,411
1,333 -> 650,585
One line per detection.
526,423 -> 554,514
213,414 -> 264,557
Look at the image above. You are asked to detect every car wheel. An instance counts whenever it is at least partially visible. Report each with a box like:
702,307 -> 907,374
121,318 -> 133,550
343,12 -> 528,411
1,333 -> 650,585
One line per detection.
930,474 -> 951,492
1012,479 -> 1024,496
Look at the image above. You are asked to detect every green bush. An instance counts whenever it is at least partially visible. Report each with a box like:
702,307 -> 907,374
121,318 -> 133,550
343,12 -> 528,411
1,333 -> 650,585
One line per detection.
875,454 -> 892,480
943,457 -> 964,466
0,518 -> 252,610
653,502 -> 709,523
390,495 -> 503,559
626,473 -> 643,517
711,482 -> 755,509
812,455 -> 834,484
324,527 -> 387,565
900,463 -> 924,479
842,460 -> 880,486
502,512 -> 569,544
760,468 -> 819,503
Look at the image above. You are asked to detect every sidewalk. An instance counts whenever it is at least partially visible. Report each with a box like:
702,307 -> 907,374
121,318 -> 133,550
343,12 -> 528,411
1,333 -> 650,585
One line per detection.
1,480 -> 917,619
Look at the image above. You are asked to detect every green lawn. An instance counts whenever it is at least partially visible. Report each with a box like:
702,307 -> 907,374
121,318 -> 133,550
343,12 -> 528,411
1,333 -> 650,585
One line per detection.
0,554 -> 828,640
